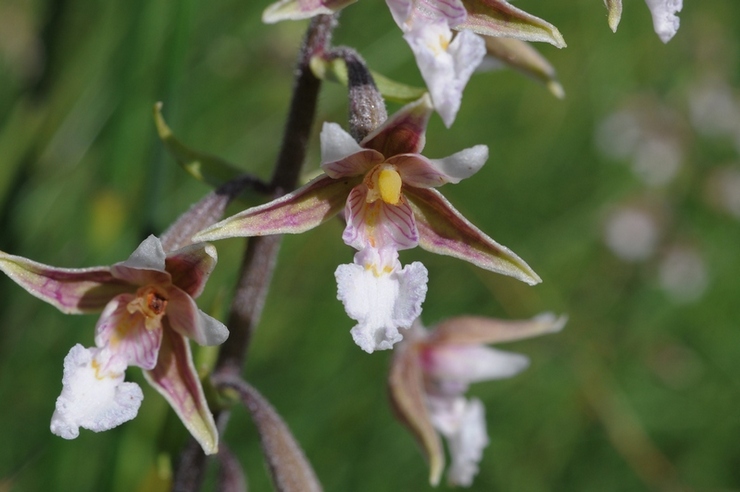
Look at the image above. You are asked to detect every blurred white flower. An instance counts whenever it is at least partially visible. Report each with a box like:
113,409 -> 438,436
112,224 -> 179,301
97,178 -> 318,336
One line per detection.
688,77 -> 740,138
658,246 -> 709,303
595,109 -> 642,161
603,207 -> 660,262
632,136 -> 682,187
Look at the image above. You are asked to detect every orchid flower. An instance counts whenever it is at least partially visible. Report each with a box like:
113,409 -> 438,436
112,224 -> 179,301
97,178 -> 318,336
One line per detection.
194,94 -> 540,353
389,313 -> 566,486
386,0 -> 565,126
0,235 -> 226,454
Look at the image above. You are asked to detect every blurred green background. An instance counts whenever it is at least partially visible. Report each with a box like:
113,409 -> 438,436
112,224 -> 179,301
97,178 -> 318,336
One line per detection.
1,0 -> 740,491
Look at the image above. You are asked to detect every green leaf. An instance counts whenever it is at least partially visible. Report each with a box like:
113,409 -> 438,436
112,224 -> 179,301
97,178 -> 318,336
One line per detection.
153,102 -> 245,188
310,56 -> 427,104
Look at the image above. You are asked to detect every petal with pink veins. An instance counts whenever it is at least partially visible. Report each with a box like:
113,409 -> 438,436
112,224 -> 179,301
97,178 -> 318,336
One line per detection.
144,325 -> 219,455
193,175 -> 357,242
404,186 -> 541,285
95,294 -> 163,370
0,252 -> 131,314
342,186 -> 419,251
458,0 -> 567,48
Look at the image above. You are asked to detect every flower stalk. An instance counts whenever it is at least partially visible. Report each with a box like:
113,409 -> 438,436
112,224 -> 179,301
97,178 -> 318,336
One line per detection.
171,14 -> 338,491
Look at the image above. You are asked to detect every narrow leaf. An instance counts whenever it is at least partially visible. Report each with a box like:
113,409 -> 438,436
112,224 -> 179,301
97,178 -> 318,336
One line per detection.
404,187 -> 541,285
214,375 -> 322,492
154,103 -> 246,189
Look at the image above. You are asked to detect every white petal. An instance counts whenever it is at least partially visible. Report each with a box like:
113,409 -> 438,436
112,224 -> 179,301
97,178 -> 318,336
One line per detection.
427,145 -> 488,184
446,398 -> 490,487
50,344 -> 143,439
335,252 -> 428,353
425,345 -> 530,385
120,235 -> 167,271
320,122 -> 364,165
404,25 -> 486,127
644,0 -> 682,43
385,0 -> 412,28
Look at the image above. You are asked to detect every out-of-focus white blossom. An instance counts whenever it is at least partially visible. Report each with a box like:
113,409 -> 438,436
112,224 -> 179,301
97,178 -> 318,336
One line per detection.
603,206 -> 661,262
632,137 -> 683,187
658,246 -> 709,303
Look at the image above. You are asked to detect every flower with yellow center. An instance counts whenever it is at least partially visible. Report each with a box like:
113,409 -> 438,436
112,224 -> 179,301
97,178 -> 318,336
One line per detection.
0,235 -> 227,453
195,94 -> 540,353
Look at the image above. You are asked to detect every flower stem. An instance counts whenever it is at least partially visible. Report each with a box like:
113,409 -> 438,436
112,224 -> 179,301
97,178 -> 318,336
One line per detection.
171,14 -> 337,492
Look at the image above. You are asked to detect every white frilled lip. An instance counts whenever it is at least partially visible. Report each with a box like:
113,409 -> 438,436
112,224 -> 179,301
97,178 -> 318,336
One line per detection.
50,344 -> 144,440
336,248 -> 428,353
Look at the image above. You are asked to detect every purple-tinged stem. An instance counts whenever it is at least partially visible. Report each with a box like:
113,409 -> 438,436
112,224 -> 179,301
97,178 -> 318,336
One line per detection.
171,14 -> 336,492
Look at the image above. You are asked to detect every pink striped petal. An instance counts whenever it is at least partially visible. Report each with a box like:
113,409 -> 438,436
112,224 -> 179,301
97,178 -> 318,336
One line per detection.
165,242 -> 218,298
144,326 -> 218,455
404,187 -> 541,285
458,0 -> 566,48
94,294 -> 163,370
361,94 -> 433,156
320,122 -> 384,178
342,185 -> 419,251
166,286 -> 228,346
0,251 -> 131,314
390,145 -> 487,188
193,175 -> 356,242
